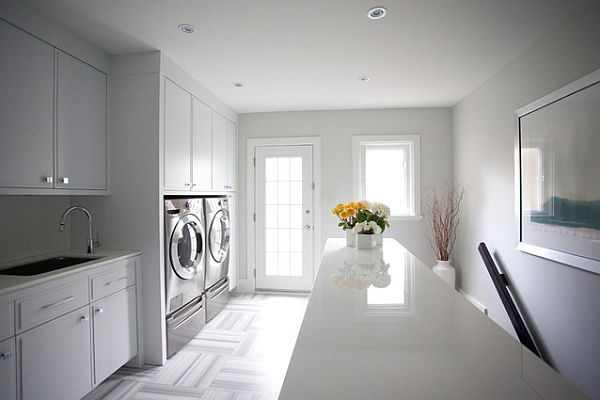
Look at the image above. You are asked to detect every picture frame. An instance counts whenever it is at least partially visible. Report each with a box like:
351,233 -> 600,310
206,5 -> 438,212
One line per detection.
515,68 -> 600,275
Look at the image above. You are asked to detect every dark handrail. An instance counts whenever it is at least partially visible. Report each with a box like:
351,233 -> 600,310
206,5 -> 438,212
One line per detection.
478,242 -> 542,359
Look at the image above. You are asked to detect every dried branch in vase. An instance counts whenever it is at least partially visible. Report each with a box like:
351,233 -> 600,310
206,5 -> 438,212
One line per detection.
426,185 -> 464,261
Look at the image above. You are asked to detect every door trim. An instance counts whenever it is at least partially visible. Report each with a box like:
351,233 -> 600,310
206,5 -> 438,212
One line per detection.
246,137 -> 322,292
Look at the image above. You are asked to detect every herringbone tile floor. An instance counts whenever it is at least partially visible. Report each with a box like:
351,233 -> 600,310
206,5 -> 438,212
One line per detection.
83,293 -> 309,400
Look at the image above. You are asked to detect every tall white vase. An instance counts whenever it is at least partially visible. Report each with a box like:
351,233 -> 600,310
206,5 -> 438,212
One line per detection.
345,230 -> 356,247
433,260 -> 456,289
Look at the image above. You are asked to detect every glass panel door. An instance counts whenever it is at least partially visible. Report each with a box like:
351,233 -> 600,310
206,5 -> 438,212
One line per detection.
255,145 -> 314,291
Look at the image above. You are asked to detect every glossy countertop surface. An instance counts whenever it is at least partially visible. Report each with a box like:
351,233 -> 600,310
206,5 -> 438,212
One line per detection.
279,239 -> 587,400
0,249 -> 140,297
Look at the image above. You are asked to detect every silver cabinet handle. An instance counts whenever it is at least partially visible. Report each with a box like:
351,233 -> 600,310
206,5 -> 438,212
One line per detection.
42,176 -> 53,183
304,225 -> 312,230
104,276 -> 128,286
80,314 -> 89,322
95,307 -> 104,315
61,177 -> 69,184
184,182 -> 191,186
0,351 -> 13,360
41,296 -> 75,309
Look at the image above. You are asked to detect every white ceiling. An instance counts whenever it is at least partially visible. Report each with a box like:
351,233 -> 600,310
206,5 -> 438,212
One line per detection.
25,0 -> 586,114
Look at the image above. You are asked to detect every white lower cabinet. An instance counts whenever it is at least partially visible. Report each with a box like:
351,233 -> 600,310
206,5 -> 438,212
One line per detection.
0,255 -> 140,400
17,306 -> 92,400
92,286 -> 137,384
0,338 -> 16,400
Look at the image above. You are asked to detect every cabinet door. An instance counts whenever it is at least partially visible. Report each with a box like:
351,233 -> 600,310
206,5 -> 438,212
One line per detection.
18,306 -> 92,400
92,287 -> 137,385
0,338 -> 16,400
212,112 -> 228,191
56,51 -> 107,190
191,97 -> 212,191
226,119 -> 237,191
0,21 -> 55,188
164,79 -> 192,190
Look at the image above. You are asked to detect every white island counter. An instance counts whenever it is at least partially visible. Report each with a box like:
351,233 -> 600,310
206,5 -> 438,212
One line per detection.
279,239 -> 588,400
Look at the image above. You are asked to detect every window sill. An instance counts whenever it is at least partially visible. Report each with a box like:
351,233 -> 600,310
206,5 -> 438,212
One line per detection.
389,215 -> 423,221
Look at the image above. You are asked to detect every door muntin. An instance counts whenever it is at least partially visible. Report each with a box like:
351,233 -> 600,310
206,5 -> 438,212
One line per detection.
209,209 -> 230,263
169,214 -> 204,280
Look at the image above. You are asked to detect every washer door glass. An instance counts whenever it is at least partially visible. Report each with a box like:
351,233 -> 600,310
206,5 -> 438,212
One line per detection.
209,209 -> 230,263
170,215 -> 204,280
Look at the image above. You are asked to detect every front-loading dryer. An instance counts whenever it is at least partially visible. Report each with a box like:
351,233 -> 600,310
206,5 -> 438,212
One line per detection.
204,196 -> 231,322
164,197 -> 206,357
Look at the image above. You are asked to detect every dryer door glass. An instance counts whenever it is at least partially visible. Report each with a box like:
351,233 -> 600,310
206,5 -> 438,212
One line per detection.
209,209 -> 230,263
170,215 -> 204,279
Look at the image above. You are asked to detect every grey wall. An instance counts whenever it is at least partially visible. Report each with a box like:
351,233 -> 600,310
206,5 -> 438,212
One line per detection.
0,196 -> 72,263
237,108 -> 453,282
452,3 -> 600,398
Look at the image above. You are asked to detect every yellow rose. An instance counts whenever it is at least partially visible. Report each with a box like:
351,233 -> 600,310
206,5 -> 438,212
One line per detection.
344,207 -> 356,217
340,210 -> 349,219
356,201 -> 366,210
347,201 -> 357,209
335,203 -> 345,212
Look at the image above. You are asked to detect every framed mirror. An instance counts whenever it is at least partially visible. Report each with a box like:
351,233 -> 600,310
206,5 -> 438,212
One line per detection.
515,68 -> 600,275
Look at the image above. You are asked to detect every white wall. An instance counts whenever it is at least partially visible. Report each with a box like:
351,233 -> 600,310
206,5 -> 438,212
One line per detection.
0,196 -> 73,263
452,2 -> 600,398
237,108 -> 453,283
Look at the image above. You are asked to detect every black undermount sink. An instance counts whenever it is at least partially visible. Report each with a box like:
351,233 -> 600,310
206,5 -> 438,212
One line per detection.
0,256 -> 103,276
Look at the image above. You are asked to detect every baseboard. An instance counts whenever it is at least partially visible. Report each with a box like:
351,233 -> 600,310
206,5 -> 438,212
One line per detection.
459,288 -> 488,315
236,278 -> 255,293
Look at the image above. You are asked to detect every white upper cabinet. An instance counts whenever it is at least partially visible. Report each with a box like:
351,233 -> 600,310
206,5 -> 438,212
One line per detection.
0,21 -> 55,188
192,97 -> 213,191
164,79 -> 192,190
212,112 -> 228,191
0,20 -> 109,194
163,78 -> 235,193
56,51 -> 107,190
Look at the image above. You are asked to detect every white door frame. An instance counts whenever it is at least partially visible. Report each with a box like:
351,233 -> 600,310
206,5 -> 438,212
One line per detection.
246,136 -> 322,291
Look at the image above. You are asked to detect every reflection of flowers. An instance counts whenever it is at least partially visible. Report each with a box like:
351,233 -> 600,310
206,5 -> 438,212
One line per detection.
331,260 -> 391,289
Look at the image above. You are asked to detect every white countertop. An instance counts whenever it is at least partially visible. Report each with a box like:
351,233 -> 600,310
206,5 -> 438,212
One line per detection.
0,249 -> 140,297
279,238 -> 587,400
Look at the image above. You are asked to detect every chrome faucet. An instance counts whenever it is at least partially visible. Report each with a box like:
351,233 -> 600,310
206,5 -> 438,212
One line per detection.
59,206 -> 95,254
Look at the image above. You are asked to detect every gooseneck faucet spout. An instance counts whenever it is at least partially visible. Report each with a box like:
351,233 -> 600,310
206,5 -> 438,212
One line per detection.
59,206 -> 95,254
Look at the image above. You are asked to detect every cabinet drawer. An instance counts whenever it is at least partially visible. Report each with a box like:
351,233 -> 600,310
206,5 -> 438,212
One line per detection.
16,280 -> 89,332
91,259 -> 136,301
0,302 -> 14,341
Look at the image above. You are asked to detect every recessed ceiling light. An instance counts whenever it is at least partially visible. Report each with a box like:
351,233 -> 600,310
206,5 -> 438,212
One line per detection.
233,82 -> 244,88
367,6 -> 387,20
358,76 -> 370,82
177,24 -> 195,34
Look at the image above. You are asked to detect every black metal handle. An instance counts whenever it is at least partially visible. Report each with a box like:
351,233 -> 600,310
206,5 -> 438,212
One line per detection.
478,242 -> 542,360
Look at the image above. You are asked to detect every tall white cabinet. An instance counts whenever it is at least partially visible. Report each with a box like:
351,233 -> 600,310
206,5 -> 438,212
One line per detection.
0,19 -> 109,194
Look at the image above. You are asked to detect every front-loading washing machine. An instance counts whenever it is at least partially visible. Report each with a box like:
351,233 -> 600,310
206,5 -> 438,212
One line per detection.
164,197 -> 206,357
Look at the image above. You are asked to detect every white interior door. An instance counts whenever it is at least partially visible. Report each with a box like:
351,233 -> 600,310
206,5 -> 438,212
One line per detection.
255,145 -> 314,291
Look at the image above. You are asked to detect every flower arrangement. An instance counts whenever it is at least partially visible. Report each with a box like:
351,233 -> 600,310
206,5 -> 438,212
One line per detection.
426,185 -> 464,261
331,200 -> 390,234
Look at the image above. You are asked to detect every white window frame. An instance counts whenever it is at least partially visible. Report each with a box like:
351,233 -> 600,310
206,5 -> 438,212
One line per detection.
352,134 -> 421,220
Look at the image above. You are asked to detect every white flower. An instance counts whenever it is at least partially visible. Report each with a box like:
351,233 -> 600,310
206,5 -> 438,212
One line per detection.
371,202 -> 391,219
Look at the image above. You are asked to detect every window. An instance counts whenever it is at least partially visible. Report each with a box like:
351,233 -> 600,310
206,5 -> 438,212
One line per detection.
353,135 -> 420,217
